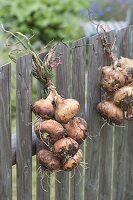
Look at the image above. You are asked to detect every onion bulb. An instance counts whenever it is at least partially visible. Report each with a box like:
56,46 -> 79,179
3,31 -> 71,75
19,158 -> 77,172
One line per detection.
62,149 -> 83,171
34,119 -> 65,144
102,66 -> 112,75
117,57 -> 133,84
101,66 -> 125,93
121,67 -> 133,85
53,137 -> 79,159
97,101 -> 124,125
32,90 -> 55,119
114,86 -> 133,109
54,95 -> 80,123
64,117 -> 87,144
117,57 -> 133,69
37,149 -> 61,170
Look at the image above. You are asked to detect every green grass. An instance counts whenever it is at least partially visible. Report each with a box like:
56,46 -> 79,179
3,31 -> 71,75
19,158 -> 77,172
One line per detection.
12,165 -> 16,200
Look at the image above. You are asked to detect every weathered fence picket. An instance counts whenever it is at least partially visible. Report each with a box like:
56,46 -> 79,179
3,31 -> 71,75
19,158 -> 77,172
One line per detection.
112,26 -> 133,200
98,31 -> 115,200
125,26 -> 133,200
0,26 -> 133,200
85,33 -> 103,200
16,54 -> 32,200
0,63 -> 11,200
70,38 -> 86,200
55,42 -> 70,200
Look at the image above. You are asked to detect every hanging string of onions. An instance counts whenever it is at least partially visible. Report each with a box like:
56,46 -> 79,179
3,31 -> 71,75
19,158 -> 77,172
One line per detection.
97,25 -> 133,124
2,26 -> 88,174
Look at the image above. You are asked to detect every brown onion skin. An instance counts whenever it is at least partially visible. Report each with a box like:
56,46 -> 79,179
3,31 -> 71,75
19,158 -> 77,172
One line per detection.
34,119 -> 65,144
97,101 -> 124,125
64,117 -> 87,145
114,86 -> 133,109
121,67 -> 133,85
101,67 -> 125,93
54,95 -> 80,123
117,57 -> 133,84
102,66 -> 112,75
62,149 -> 83,171
37,149 -> 61,170
125,107 -> 133,120
53,137 -> 79,159
32,99 -> 54,119
117,57 -> 133,69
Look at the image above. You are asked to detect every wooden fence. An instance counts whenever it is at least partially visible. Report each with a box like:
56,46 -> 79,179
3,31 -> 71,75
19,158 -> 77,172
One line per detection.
0,26 -> 133,200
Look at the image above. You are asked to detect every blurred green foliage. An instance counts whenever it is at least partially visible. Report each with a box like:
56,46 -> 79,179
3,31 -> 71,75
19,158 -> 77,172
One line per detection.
0,0 -> 89,44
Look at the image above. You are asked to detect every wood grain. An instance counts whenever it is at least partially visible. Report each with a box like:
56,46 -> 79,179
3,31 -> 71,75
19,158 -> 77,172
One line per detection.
84,33 -> 102,200
98,31 -> 114,200
85,31 -> 114,200
0,63 -> 11,200
112,26 -> 133,200
125,25 -> 133,200
55,42 -> 70,200
16,54 -> 32,200
70,38 -> 86,200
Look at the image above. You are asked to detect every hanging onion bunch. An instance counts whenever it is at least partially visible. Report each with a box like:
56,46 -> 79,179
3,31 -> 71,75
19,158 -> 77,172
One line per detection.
98,57 -> 133,125
34,88 -> 88,172
29,49 -> 87,170
3,26 -> 88,183
23,34 -> 88,172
